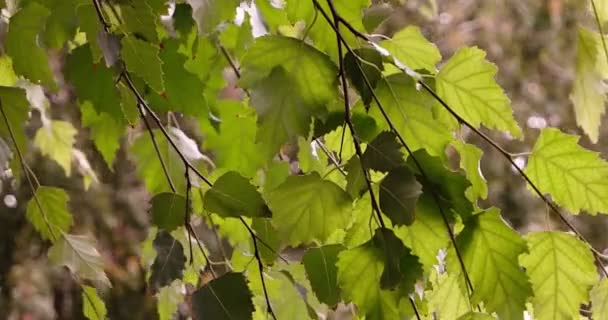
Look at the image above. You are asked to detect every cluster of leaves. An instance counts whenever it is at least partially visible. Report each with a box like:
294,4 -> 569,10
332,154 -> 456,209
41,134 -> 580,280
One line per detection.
1,0 -> 608,319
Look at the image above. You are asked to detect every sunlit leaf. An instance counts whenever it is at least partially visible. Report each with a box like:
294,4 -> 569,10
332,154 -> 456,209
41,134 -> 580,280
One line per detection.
436,47 -> 522,137
519,231 -> 598,320
26,186 -> 72,242
267,172 -> 352,245
448,209 -> 531,319
524,128 -> 608,215
156,280 -> 184,320
452,141 -> 488,200
370,74 -> 453,158
82,285 -> 107,320
427,271 -> 470,320
34,120 -> 77,176
380,25 -> 441,72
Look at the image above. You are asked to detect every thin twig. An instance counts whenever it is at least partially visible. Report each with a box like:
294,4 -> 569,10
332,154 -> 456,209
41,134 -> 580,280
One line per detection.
326,0 -> 385,229
0,103 -> 57,242
314,138 -> 347,176
314,0 -> 476,301
591,0 -> 608,68
409,296 -> 422,320
239,217 -> 277,320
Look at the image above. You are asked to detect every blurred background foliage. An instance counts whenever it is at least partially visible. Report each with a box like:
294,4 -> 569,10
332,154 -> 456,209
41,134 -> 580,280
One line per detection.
1,0 -> 608,319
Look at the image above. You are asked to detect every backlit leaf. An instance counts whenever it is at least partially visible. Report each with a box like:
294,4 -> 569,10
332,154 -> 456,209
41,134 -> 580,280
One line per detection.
82,285 -> 107,320
267,172 -> 352,246
436,47 -> 522,137
448,209 -> 531,319
591,278 -> 608,320
519,231 -> 598,320
370,74 -> 453,158
524,128 -> 608,215
427,272 -> 470,320
380,25 -> 441,72
34,120 -> 77,176
452,141 -> 488,200
571,27 -> 606,143
379,166 -> 421,226
26,186 -> 72,242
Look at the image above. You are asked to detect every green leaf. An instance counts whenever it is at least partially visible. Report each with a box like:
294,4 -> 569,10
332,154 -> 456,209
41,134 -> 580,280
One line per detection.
151,39 -> 207,116
380,25 -> 441,72
407,150 -> 473,218
369,74 -> 453,158
362,131 -> 405,172
120,2 -> 159,42
130,129 -> 187,194
373,228 -> 423,291
38,0 -> 78,49
591,278 -> 608,320
303,245 -> 345,306
452,141 -> 487,200
6,3 -> 55,88
82,285 -> 107,320
0,56 -> 18,86
519,231 -> 598,320
456,312 -> 496,320
436,47 -> 522,138
192,272 -> 254,320
204,171 -> 270,218
26,186 -> 73,242
204,100 -> 264,178
0,87 -> 30,172
297,137 -> 327,174
149,231 -> 186,290
325,126 -> 355,162
121,36 -> 164,93
394,194 -> 449,272
75,4 -> 103,62
248,67 -> 324,159
156,281 -> 184,320
66,45 -> 122,120
448,209 -> 531,319
427,271 -> 470,320
240,36 -> 338,105
267,172 -> 352,246
80,102 -> 123,169
524,128 -> 608,215
150,193 -> 186,232
191,0 -> 240,35
379,166 -> 421,226
34,120 -> 77,176
571,27 -> 606,143
48,233 -> 110,286
286,0 -> 369,60
345,157 -> 366,198
337,238 -> 400,320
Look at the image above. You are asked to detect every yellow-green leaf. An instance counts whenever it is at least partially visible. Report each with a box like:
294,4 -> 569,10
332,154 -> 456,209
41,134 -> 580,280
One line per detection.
436,47 -> 522,138
380,25 -> 441,72
26,186 -> 72,242
82,285 -> 107,320
34,120 -> 77,176
524,128 -> 608,215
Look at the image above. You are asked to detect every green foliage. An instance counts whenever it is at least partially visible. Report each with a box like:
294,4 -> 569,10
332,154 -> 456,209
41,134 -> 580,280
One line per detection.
520,232 -> 598,320
5,1 -> 608,319
436,47 -> 522,137
525,128 -> 608,214
267,172 -> 352,245
26,186 -> 72,241
82,285 -> 107,320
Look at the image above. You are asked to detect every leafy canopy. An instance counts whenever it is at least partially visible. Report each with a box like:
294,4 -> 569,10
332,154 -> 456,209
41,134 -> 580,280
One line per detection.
3,1 -> 608,319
